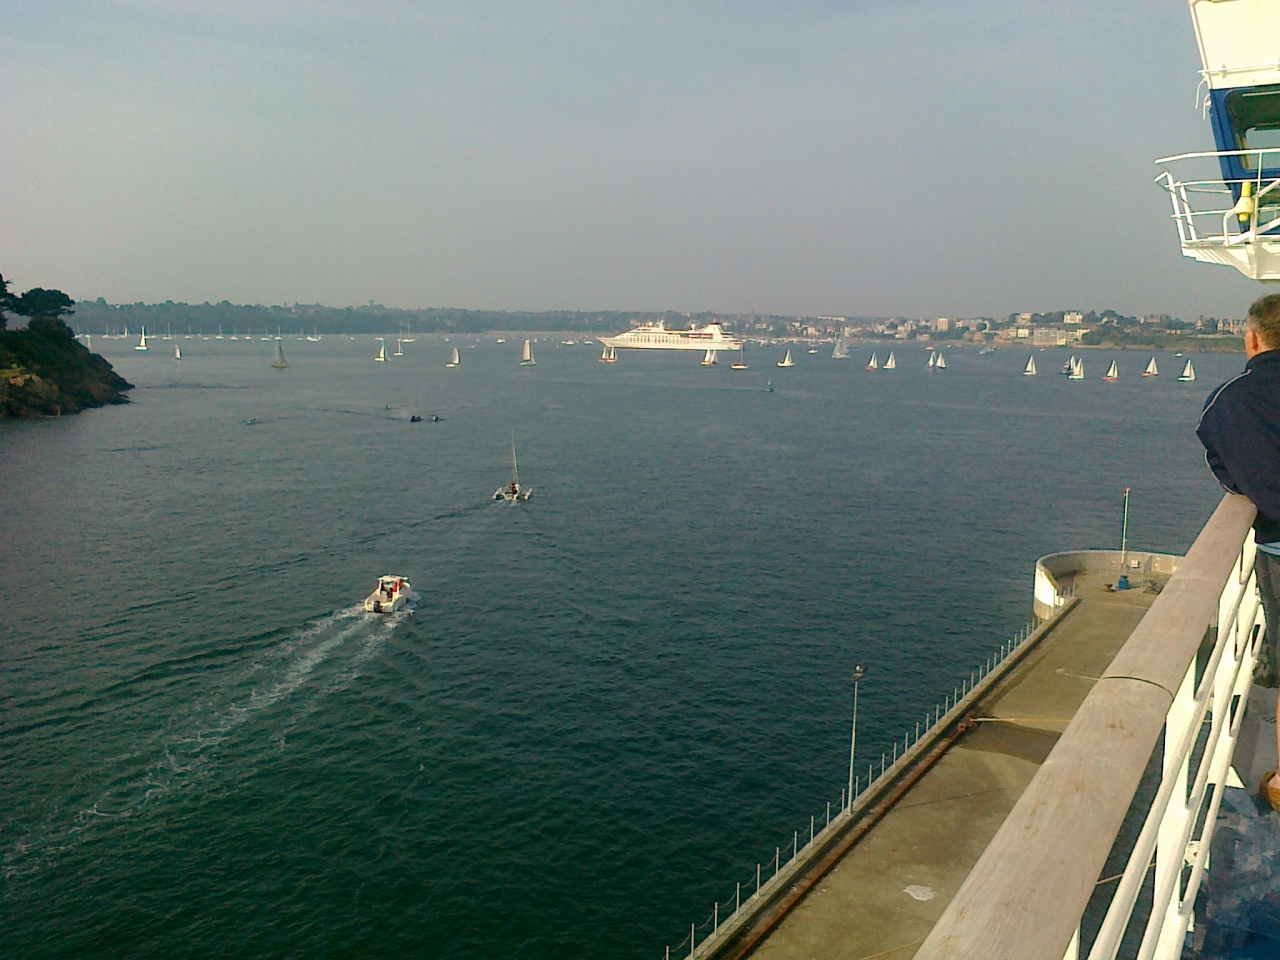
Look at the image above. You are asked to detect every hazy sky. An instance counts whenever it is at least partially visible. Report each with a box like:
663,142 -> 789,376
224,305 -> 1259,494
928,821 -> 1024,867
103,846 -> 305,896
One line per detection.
0,1 -> 1263,317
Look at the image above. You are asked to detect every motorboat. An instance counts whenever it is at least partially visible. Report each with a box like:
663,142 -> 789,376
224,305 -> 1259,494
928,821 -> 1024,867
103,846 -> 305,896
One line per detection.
410,415 -> 423,422
364,575 -> 412,614
494,436 -> 533,502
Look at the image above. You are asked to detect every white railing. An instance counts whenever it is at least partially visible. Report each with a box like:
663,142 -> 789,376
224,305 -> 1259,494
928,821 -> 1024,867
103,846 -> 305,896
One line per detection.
915,494 -> 1266,960
1154,148 -> 1280,279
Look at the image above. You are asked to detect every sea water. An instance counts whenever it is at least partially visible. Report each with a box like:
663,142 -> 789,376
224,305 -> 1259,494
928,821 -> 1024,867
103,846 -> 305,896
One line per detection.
0,337 -> 1237,958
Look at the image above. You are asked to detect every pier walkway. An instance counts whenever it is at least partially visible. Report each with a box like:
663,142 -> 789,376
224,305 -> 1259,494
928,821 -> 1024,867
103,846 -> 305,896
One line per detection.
738,570 -> 1160,960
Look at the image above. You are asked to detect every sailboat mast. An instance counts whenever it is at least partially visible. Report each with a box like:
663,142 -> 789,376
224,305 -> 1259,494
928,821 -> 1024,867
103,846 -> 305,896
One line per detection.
511,434 -> 519,485
1120,486 -> 1130,568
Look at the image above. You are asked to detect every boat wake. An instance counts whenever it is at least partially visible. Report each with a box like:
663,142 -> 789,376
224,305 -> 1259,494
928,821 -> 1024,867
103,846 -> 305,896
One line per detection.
4,603 -> 413,880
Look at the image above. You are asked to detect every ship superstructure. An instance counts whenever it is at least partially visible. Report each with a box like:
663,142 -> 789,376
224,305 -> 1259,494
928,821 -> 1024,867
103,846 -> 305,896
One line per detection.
599,321 -> 743,352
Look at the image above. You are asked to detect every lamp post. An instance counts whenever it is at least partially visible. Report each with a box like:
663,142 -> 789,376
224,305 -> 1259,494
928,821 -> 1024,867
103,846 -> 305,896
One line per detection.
848,665 -> 866,812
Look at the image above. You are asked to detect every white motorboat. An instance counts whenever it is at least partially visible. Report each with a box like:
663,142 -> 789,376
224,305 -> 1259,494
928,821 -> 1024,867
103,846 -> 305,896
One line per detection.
364,575 -> 413,614
494,436 -> 533,502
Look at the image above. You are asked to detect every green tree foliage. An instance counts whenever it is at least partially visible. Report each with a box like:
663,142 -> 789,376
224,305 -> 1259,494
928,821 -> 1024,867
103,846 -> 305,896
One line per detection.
0,274 -> 15,331
13,287 -> 75,335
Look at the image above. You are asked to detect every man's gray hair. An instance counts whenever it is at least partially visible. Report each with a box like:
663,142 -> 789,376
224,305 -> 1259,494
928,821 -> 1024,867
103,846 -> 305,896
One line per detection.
1247,293 -> 1280,349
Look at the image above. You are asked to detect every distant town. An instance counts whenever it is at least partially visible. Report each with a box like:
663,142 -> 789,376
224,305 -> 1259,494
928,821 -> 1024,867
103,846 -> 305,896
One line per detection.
66,299 -> 1249,351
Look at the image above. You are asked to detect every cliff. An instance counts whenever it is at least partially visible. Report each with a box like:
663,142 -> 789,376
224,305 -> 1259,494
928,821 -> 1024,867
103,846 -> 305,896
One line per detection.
0,317 -> 132,419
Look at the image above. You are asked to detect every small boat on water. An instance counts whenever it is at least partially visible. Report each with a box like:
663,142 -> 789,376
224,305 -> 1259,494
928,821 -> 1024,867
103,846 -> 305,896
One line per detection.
599,343 -> 618,363
1024,355 -> 1037,376
701,348 -> 717,366
731,345 -> 749,369
1178,359 -> 1196,382
832,338 -> 850,360
521,340 -> 536,366
447,347 -> 460,368
807,346 -> 818,354
174,344 -> 182,360
375,342 -> 387,362
496,338 -> 506,344
777,349 -> 795,368
1143,356 -> 1159,377
1062,356 -> 1075,375
884,352 -> 896,370
135,327 -> 149,352
364,575 -> 412,614
927,351 -> 936,369
866,353 -> 879,371
394,339 -> 404,357
494,436 -> 533,502
410,415 -> 423,422
1103,359 -> 1119,382
1069,356 -> 1085,380
766,379 -> 774,392
272,341 -> 288,369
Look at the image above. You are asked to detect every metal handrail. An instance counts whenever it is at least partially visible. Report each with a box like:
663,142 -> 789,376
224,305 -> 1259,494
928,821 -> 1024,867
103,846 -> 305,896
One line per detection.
913,493 -> 1262,960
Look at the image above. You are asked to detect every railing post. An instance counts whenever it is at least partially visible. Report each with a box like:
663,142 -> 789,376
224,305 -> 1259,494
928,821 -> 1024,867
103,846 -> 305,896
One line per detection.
1154,658 -> 1196,955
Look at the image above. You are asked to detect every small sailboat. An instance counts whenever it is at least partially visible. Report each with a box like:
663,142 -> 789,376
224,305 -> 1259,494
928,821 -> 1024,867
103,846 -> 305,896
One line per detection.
1143,356 -> 1159,377
375,342 -> 387,362
866,353 -> 879,371
832,337 -> 850,360
927,351 -> 936,369
272,341 -> 288,369
1023,355 -> 1037,376
731,345 -> 748,370
135,326 -> 149,351
494,435 -> 533,502
394,339 -> 404,357
1178,359 -> 1196,382
884,352 -> 896,370
777,349 -> 795,368
1061,356 -> 1075,375
1103,359 -> 1119,382
1069,357 -> 1085,380
766,379 -> 774,392
600,343 -> 611,363
174,344 -> 182,360
935,352 -> 946,370
521,339 -> 536,365
701,349 -> 717,366
446,347 -> 460,368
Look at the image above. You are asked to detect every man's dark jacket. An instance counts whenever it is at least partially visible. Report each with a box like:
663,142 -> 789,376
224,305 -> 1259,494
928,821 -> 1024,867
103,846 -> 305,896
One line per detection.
1197,349 -> 1280,544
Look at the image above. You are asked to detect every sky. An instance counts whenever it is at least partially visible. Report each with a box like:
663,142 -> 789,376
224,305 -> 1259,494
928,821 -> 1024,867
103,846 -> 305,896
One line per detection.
0,1 -> 1264,317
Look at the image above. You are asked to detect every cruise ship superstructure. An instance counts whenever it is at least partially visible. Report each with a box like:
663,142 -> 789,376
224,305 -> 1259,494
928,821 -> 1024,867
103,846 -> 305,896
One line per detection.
599,321 -> 743,352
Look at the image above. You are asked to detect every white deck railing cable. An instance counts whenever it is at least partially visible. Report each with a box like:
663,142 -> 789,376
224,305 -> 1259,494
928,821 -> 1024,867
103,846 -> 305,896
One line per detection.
914,493 -> 1264,960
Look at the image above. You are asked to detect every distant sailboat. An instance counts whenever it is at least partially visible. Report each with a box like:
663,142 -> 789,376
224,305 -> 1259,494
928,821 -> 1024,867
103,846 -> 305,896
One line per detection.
766,379 -> 774,392
927,351 -> 936,369
394,339 -> 404,357
1143,356 -> 1159,377
777,349 -> 795,368
701,349 -> 717,366
866,353 -> 879,371
884,351 -> 896,370
1069,357 -> 1085,380
135,326 -> 149,351
174,343 -> 182,360
447,347 -> 460,368
375,342 -> 387,362
1061,356 -> 1075,375
272,341 -> 288,369
1023,355 -> 1037,376
832,338 -> 850,359
731,345 -> 748,370
521,339 -> 536,365
1103,359 -> 1119,382
493,434 -> 533,502
1178,359 -> 1196,382
935,352 -> 946,370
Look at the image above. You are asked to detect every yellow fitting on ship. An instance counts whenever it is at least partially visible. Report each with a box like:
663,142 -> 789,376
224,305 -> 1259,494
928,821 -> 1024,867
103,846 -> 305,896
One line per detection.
1233,181 -> 1255,225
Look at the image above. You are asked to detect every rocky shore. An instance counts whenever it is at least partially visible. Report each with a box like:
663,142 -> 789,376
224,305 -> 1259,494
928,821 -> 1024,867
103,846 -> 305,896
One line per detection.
0,317 -> 132,419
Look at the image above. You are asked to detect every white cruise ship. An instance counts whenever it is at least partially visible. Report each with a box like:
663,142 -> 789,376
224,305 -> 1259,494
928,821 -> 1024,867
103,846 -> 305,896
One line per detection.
599,321 -> 743,352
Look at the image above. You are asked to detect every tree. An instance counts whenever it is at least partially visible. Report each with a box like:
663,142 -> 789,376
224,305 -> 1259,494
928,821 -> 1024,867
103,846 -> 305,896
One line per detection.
0,274 -> 15,331
14,287 -> 76,335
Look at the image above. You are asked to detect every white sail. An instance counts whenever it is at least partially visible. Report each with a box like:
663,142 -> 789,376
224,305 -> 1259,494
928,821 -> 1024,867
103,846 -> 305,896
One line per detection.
832,338 -> 850,359
521,339 -> 535,365
600,343 -> 611,362
1178,359 -> 1196,381
394,339 -> 404,357
447,347 -> 460,368
927,351 -> 936,368
935,353 -> 946,369
777,349 -> 795,367
701,349 -> 717,366
375,343 -> 387,362
866,353 -> 878,370
1069,357 -> 1085,380
884,351 -> 896,370
1024,356 -> 1036,376
273,341 -> 288,368
135,326 -> 149,351
1104,360 -> 1119,381
174,344 -> 181,360
1143,356 -> 1159,377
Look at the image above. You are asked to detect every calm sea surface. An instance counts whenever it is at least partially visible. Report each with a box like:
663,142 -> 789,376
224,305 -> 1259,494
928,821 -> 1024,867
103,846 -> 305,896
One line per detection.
0,336 -> 1240,958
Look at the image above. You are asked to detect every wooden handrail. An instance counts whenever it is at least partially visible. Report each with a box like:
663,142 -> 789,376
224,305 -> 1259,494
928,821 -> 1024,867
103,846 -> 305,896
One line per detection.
914,493 -> 1257,960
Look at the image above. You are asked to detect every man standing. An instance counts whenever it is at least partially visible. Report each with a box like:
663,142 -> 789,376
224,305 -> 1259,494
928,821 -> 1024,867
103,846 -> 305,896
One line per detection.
1197,293 -> 1280,812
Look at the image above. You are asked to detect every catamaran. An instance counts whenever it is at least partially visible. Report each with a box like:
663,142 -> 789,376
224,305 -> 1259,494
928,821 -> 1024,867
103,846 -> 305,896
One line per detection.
272,341 -> 288,369
777,349 -> 795,368
135,327 -> 149,351
494,437 -> 533,502
1178,359 -> 1196,382
701,349 -> 717,366
447,347 -> 460,368
375,342 -> 387,362
1143,356 -> 1159,377
521,340 -> 536,365
364,575 -> 412,614
866,353 -> 879,371
884,352 -> 896,370
832,338 -> 850,359
1103,360 -> 1119,382
1024,355 -> 1037,376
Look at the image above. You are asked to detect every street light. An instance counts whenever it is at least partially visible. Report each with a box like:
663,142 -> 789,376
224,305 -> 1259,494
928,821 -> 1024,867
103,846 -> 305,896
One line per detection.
848,665 -> 866,812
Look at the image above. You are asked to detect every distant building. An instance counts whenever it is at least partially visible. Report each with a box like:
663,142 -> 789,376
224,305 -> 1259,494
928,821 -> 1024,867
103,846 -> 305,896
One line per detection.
1064,312 -> 1084,325
934,318 -> 951,332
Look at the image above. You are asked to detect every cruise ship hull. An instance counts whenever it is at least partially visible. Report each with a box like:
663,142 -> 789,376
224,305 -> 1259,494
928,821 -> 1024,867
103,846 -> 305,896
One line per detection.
599,322 -> 742,352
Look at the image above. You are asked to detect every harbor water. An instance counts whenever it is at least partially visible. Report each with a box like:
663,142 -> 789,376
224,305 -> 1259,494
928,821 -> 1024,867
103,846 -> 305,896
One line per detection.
0,337 -> 1238,958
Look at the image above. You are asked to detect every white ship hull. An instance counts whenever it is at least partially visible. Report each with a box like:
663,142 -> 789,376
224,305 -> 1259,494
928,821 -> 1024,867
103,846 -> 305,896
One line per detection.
364,575 -> 413,614
600,321 -> 742,352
